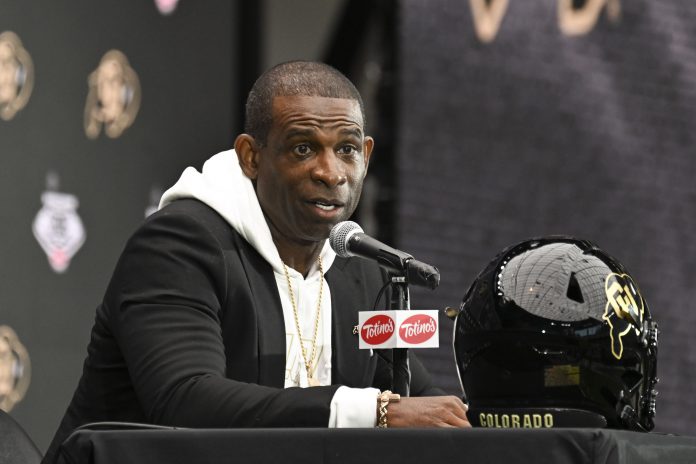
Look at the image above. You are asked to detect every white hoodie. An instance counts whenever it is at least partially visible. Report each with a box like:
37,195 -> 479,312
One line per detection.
159,149 -> 379,427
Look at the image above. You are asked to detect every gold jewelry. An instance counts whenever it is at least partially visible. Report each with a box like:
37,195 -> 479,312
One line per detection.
377,390 -> 401,428
282,256 -> 324,387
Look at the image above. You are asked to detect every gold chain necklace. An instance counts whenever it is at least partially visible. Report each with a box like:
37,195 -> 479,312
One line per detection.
282,256 -> 323,387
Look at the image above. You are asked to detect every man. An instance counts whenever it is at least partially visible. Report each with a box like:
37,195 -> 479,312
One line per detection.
43,61 -> 469,464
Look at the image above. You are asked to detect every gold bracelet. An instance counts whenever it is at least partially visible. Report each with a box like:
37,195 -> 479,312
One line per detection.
377,390 -> 401,428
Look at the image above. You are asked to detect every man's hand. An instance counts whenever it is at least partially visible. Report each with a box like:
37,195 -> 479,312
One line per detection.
385,396 -> 471,428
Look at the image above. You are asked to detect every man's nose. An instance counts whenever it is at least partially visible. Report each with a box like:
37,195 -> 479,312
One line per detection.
311,150 -> 347,187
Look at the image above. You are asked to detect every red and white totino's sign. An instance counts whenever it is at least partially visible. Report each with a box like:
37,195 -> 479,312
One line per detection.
399,313 -> 437,344
358,310 -> 439,349
360,314 -> 395,345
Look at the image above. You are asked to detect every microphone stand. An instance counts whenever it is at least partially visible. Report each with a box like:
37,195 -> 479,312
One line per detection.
389,275 -> 411,396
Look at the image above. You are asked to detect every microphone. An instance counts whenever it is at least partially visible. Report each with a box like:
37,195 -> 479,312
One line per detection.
329,221 -> 440,290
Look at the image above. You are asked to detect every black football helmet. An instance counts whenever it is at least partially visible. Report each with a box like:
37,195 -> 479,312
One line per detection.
452,236 -> 658,431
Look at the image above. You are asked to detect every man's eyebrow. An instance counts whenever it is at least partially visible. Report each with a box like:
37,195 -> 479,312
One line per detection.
284,128 -> 315,140
283,127 -> 364,140
338,127 -> 363,138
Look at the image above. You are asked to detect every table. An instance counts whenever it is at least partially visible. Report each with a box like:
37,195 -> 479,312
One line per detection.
56,426 -> 696,464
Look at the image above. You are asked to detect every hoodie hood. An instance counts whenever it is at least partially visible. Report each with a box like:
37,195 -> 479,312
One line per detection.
159,149 -> 336,274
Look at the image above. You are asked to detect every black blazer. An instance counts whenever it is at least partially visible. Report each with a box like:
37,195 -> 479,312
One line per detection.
43,199 -> 440,463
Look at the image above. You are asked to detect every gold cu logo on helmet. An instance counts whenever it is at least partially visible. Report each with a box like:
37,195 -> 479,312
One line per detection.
84,50 -> 141,139
603,273 -> 644,360
0,31 -> 34,121
0,325 -> 31,412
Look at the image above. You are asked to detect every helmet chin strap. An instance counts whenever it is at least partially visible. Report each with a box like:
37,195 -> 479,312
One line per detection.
619,397 -> 655,432
619,318 -> 658,432
640,376 -> 659,431
639,319 -> 659,431
619,404 -> 648,432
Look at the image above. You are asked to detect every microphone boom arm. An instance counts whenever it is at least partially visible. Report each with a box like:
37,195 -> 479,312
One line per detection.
347,233 -> 440,290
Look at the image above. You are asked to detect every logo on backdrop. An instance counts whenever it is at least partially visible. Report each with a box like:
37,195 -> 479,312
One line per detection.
469,0 -> 621,43
603,272 -> 644,360
0,325 -> 31,413
84,50 -> 141,139
155,0 -> 180,15
0,31 -> 34,121
558,0 -> 621,36
469,0 -> 509,43
33,174 -> 86,273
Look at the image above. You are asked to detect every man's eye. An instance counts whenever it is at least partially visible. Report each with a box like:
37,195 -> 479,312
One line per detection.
337,145 -> 358,156
292,144 -> 312,156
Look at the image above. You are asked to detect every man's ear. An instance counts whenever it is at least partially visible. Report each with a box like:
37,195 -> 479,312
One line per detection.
362,136 -> 375,173
235,134 -> 260,180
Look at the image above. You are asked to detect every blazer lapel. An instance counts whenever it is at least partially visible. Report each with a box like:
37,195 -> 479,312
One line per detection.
236,238 -> 377,389
237,240 -> 287,388
327,259 -> 377,387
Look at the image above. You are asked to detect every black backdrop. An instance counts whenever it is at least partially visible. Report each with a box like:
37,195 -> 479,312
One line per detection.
0,0 -> 237,451
398,0 -> 696,435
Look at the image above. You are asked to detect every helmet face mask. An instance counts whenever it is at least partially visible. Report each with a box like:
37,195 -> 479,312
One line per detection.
454,237 -> 658,431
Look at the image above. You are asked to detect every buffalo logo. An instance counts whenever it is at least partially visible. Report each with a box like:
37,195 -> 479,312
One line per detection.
0,31 -> 34,121
0,325 -> 31,412
33,189 -> 86,273
399,314 -> 437,344
361,315 -> 395,345
84,50 -> 141,139
603,273 -> 644,360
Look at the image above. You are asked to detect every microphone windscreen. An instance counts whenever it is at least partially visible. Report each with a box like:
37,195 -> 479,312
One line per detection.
329,221 -> 362,258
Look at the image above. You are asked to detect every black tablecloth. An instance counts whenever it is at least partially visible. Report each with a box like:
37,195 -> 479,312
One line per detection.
56,426 -> 696,464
